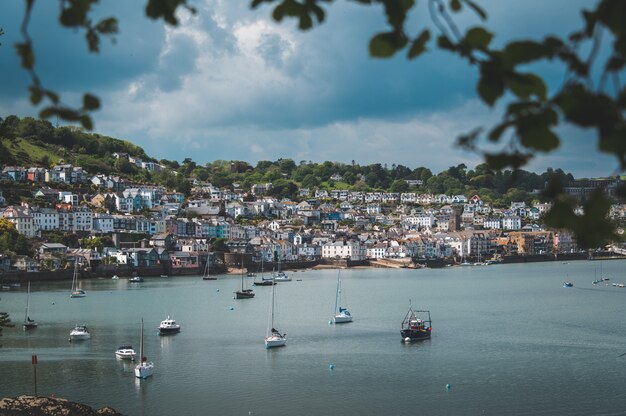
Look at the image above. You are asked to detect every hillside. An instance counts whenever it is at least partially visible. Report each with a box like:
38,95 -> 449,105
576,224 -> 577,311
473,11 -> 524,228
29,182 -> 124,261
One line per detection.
0,114 -> 578,207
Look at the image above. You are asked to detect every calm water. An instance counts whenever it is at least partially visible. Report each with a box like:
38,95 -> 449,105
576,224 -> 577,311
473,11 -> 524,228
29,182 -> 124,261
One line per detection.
1,260 -> 626,415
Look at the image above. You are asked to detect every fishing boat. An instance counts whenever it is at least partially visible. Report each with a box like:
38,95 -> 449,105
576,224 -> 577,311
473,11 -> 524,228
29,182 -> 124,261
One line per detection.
70,259 -> 86,298
400,301 -> 432,342
135,318 -> 154,379
115,345 -> 136,360
23,281 -> 38,330
69,325 -> 91,341
158,315 -> 181,335
333,271 -> 352,324
202,254 -> 217,280
265,276 -> 286,348
235,253 -> 255,299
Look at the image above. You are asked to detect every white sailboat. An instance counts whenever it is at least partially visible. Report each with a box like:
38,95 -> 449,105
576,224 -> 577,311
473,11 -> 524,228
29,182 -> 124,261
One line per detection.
23,281 -> 37,330
135,318 -> 154,379
202,253 -> 216,280
333,270 -> 353,323
70,258 -> 86,298
273,256 -> 291,282
265,276 -> 286,348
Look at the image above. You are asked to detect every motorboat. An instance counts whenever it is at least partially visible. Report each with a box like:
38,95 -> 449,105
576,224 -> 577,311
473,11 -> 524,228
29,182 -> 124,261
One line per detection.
69,325 -> 91,341
129,276 -> 144,283
115,345 -> 136,360
563,282 -> 574,287
135,319 -> 154,379
158,316 -> 181,335
111,275 -> 119,280
400,302 -> 432,342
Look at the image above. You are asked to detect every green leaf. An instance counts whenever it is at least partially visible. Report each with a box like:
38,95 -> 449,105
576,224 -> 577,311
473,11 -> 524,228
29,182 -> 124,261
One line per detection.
518,125 -> 560,152
484,152 -> 531,170
29,86 -> 43,105
464,27 -> 493,51
14,42 -> 35,69
506,72 -> 547,100
477,75 -> 504,106
369,32 -> 407,58
437,35 -> 456,52
83,94 -> 100,111
503,41 -> 548,65
488,121 -> 513,142
80,115 -> 94,131
462,0 -> 487,20
407,30 -> 430,59
44,90 -> 60,105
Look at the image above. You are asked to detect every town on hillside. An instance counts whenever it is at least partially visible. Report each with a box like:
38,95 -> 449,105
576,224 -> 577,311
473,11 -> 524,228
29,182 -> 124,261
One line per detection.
1,156 -> 625,281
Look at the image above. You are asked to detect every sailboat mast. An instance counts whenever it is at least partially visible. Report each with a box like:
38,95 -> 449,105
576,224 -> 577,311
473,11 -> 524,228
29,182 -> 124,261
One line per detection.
25,281 -> 30,321
140,318 -> 144,362
334,271 -> 340,315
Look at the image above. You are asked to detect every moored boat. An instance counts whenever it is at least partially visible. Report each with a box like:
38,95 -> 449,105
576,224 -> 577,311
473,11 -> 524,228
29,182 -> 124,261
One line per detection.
129,276 -> 144,283
23,281 -> 37,330
158,316 -> 181,335
70,260 -> 86,298
563,282 -> 574,287
135,318 -> 154,379
265,276 -> 286,348
400,302 -> 432,342
69,325 -> 91,341
115,345 -> 136,360
333,271 -> 352,324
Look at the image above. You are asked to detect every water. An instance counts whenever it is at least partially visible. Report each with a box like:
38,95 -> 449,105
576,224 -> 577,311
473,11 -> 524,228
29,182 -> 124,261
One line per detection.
1,260 -> 626,415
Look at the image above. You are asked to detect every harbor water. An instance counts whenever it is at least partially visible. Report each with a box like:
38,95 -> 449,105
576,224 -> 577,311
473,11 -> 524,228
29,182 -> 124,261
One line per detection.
1,260 -> 626,415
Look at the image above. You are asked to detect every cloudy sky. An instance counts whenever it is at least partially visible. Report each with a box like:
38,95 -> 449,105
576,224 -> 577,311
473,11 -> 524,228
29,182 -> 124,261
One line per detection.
0,0 -> 618,177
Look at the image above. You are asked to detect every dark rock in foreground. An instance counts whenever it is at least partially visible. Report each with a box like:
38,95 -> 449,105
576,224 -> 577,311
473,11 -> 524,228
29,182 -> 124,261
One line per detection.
0,396 -> 123,416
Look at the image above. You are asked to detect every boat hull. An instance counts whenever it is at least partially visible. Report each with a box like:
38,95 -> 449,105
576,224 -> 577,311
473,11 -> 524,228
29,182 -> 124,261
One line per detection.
253,280 -> 275,286
115,351 -> 136,360
158,327 -> 181,335
23,322 -> 38,330
70,291 -> 86,298
400,329 -> 432,341
265,335 -> 287,348
334,314 -> 353,324
202,277 -> 217,280
69,332 -> 91,340
236,290 -> 255,299
135,362 -> 154,379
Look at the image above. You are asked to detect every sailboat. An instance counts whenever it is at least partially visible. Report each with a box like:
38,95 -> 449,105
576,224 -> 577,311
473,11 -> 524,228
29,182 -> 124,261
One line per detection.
235,252 -> 255,299
135,318 -> 154,379
265,276 -> 286,348
333,270 -> 353,323
273,256 -> 291,282
23,281 -> 37,330
202,253 -> 217,280
254,255 -> 275,286
70,258 -> 86,298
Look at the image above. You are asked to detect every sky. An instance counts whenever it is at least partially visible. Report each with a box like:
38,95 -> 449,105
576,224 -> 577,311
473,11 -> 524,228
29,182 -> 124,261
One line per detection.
0,0 -> 619,178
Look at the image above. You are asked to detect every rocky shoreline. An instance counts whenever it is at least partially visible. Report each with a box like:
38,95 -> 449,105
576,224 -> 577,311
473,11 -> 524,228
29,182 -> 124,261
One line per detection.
0,396 -> 123,415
